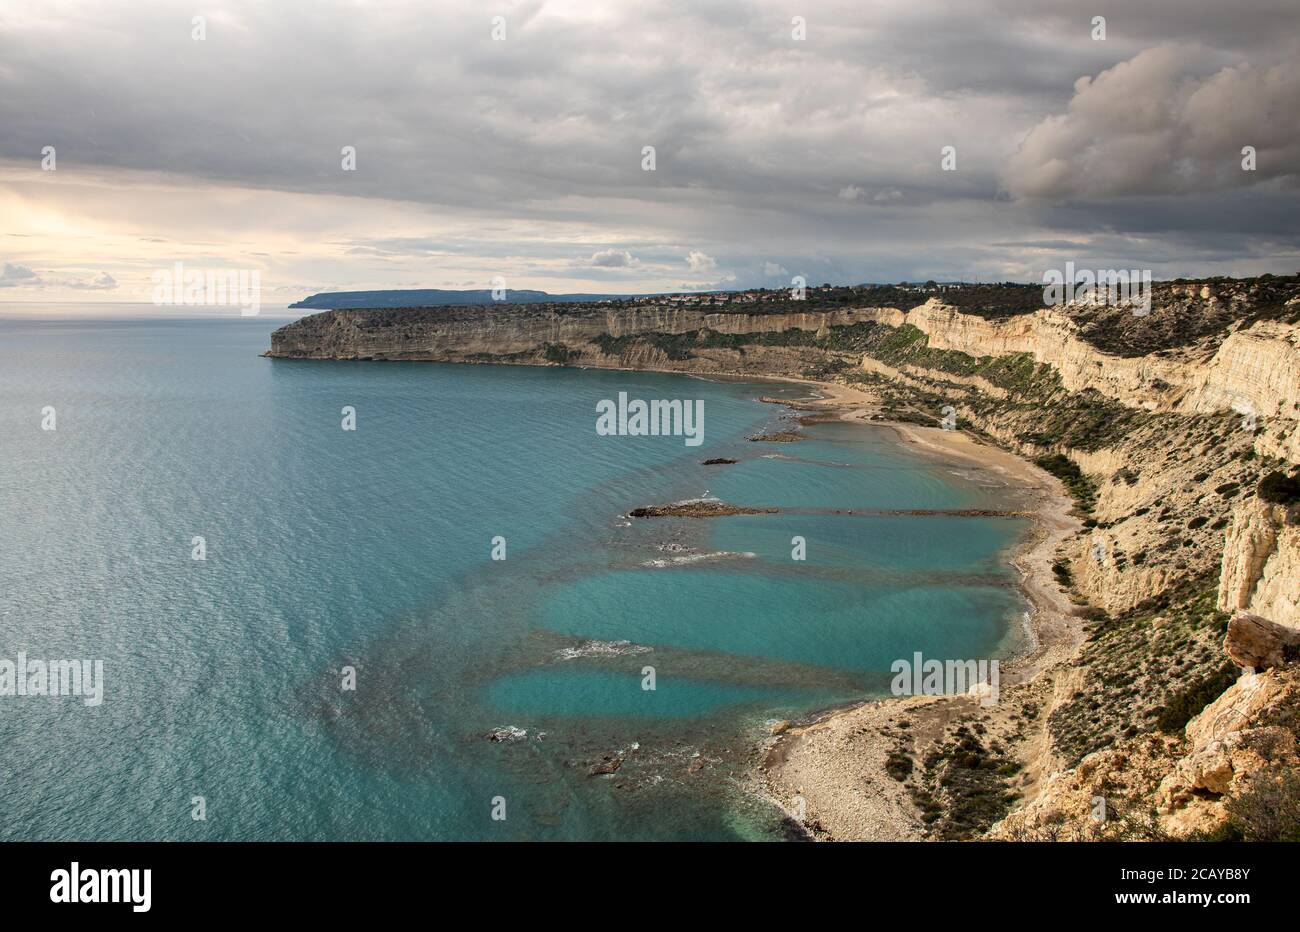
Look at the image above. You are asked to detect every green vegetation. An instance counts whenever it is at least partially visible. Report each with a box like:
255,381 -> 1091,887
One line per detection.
873,323 -> 928,361
1048,581 -> 1231,767
1013,389 -> 1151,452
1034,453 -> 1097,514
857,324 -> 1148,451
907,722 -> 1020,840
1069,274 -> 1300,357
591,326 -> 835,361
589,320 -> 909,368
1222,769 -> 1300,841
801,357 -> 853,380
1155,663 -> 1239,733
933,283 -> 1049,317
542,342 -> 579,364
868,325 -> 1054,396
885,750 -> 914,781
641,282 -> 1047,318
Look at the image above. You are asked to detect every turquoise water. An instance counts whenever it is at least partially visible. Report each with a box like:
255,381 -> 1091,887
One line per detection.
0,311 -> 1028,840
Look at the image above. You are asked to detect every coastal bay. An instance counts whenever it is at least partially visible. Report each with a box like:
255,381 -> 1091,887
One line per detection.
0,311 -> 1046,841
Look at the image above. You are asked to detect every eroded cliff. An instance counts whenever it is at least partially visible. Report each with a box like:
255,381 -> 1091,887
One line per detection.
269,280 -> 1299,620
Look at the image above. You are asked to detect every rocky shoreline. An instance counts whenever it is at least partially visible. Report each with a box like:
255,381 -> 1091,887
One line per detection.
746,372 -> 1300,842
743,381 -> 1085,841
599,370 -> 1083,840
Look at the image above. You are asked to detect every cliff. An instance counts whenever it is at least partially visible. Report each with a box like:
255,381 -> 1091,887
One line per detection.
1219,499 -> 1300,628
869,300 -> 1300,421
271,283 -> 1300,440
269,302 -> 884,365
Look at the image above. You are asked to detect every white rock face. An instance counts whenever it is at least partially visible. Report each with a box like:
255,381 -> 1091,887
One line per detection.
1183,321 -> 1300,420
1219,500 -> 1300,628
895,300 -> 1186,409
1155,669 -> 1299,836
864,298 -> 1300,465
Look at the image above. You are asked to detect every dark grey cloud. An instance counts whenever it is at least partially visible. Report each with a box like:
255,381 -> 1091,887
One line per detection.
1004,45 -> 1300,200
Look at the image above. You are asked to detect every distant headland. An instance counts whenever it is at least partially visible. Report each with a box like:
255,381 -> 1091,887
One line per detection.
289,288 -> 647,309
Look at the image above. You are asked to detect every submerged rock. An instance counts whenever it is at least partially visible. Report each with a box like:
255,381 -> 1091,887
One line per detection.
628,501 -> 777,518
588,754 -> 623,776
485,726 -> 528,743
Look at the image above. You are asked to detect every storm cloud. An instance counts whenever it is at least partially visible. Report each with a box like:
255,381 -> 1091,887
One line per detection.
1004,45 -> 1300,199
0,0 -> 1296,302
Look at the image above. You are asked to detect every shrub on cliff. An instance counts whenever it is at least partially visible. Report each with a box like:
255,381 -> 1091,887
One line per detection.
885,751 -> 913,781
1222,769 -> 1300,842
543,342 -> 578,364
1033,454 -> 1097,514
1155,662 -> 1237,733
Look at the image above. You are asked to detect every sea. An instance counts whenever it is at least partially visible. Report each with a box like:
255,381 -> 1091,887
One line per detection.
0,306 -> 1030,840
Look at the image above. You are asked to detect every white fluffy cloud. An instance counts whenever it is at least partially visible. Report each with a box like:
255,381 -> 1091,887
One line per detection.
588,248 -> 635,267
686,250 -> 717,272
0,262 -> 38,286
67,272 -> 118,290
0,263 -> 118,290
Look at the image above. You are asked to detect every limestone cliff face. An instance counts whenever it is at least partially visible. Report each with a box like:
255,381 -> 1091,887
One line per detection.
268,304 -> 882,362
1183,321 -> 1300,420
886,301 -> 1187,409
878,298 -> 1300,432
994,666 -> 1300,840
1219,499 -> 1300,629
838,299 -> 1296,617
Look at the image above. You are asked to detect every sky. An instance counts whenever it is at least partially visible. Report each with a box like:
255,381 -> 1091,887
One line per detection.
1,0 -> 1298,305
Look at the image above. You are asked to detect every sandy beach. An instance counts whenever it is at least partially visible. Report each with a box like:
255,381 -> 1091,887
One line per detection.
747,378 -> 1084,841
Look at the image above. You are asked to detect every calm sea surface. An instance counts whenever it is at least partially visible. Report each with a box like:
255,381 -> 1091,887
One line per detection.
0,308 -> 1028,840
